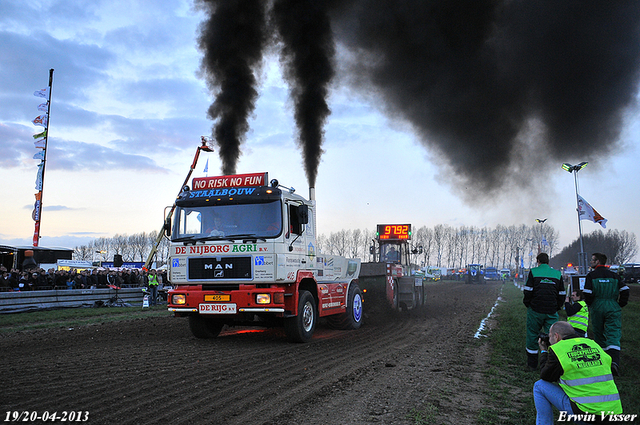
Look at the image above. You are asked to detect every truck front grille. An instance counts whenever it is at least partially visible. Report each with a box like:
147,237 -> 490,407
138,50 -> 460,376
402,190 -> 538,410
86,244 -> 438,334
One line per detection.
188,256 -> 252,280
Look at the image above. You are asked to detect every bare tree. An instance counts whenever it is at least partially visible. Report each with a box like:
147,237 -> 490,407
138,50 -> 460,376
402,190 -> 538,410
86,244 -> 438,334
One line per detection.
128,233 -> 147,262
74,245 -> 91,261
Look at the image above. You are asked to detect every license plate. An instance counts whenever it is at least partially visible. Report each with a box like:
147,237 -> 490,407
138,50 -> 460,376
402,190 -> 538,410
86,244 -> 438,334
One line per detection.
204,294 -> 230,302
199,303 -> 236,314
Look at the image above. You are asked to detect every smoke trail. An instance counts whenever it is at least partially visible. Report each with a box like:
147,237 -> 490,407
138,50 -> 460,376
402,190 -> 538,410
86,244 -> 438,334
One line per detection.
272,0 -> 336,188
196,0 -> 268,175
330,0 -> 640,194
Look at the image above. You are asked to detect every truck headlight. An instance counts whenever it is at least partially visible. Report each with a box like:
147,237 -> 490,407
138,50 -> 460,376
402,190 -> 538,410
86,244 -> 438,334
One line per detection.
172,294 -> 186,305
256,294 -> 271,304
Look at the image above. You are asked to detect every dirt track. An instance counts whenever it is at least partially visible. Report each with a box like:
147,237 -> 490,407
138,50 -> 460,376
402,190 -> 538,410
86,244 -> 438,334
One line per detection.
1,281 -> 504,425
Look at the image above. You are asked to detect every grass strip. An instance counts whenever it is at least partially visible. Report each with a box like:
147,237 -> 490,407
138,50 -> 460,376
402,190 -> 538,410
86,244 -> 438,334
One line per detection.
0,305 -> 171,332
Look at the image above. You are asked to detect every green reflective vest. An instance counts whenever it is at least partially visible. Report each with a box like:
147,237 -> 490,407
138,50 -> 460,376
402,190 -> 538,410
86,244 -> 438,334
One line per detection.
553,338 -> 622,415
568,300 -> 589,333
148,274 -> 159,286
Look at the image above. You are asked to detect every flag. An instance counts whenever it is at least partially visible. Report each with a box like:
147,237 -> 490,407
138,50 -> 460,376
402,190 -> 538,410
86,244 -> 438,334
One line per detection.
541,237 -> 549,247
32,114 -> 48,127
203,158 -> 209,174
33,150 -> 45,160
34,88 -> 49,98
577,194 -> 607,228
34,138 -> 46,148
35,163 -> 44,191
33,130 -> 47,139
37,102 -> 48,112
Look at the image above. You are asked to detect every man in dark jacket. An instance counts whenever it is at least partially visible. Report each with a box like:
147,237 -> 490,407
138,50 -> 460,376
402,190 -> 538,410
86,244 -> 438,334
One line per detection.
523,252 -> 566,370
584,253 -> 629,376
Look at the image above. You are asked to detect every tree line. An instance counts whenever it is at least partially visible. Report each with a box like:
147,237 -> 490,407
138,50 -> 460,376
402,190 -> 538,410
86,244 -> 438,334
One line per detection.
317,223 -> 561,270
73,224 -> 637,270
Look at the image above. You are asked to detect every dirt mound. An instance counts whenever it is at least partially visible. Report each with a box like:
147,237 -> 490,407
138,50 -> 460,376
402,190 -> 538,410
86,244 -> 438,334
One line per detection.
1,281 -> 503,425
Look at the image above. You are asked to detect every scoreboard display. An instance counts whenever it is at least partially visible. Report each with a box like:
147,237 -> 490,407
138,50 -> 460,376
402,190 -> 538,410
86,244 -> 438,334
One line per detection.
376,224 -> 411,241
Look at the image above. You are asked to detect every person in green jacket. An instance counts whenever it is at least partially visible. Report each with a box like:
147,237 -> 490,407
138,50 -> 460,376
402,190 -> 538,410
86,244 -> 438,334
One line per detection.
523,252 -> 566,370
584,253 -> 629,376
534,321 -> 623,425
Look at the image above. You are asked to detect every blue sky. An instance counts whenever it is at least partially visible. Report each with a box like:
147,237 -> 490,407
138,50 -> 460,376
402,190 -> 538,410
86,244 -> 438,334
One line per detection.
1,0 -> 639,262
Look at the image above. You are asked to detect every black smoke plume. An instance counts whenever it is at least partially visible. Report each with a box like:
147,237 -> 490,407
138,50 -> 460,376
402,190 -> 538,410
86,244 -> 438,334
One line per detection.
330,0 -> 640,194
272,0 -> 336,188
196,0 -> 268,175
197,0 -> 640,196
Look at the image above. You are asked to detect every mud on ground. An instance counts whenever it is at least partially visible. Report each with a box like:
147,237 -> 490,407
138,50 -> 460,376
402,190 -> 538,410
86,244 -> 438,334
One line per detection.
2,281 -> 505,425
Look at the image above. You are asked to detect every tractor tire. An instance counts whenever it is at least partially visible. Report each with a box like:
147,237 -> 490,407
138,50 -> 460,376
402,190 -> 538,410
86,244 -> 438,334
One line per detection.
188,315 -> 224,339
284,290 -> 317,343
327,283 -> 363,330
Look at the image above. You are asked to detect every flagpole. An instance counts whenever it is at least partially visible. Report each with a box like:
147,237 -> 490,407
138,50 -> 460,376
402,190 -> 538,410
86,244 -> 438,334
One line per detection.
573,170 -> 587,273
33,68 -> 54,247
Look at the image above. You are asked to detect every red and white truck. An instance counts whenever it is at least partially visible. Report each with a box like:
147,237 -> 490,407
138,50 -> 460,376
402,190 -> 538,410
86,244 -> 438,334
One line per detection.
166,172 -> 362,342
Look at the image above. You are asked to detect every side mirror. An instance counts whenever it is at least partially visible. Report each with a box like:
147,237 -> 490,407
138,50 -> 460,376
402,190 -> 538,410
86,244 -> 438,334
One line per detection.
163,217 -> 172,237
297,205 -> 309,224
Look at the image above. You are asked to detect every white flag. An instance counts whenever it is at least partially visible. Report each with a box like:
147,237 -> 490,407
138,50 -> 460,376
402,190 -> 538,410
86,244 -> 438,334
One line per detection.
35,163 -> 44,191
203,158 -> 209,174
37,102 -> 48,112
577,195 -> 607,228
33,150 -> 45,160
34,138 -> 46,148
34,88 -> 49,98
32,114 -> 48,127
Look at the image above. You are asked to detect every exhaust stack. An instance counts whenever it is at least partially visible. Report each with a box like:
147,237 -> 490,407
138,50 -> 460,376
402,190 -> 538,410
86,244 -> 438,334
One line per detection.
309,187 -> 316,201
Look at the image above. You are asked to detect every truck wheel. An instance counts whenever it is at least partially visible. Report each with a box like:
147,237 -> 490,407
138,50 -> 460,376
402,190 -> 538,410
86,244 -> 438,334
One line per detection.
188,315 -> 224,339
327,283 -> 363,330
284,290 -> 316,343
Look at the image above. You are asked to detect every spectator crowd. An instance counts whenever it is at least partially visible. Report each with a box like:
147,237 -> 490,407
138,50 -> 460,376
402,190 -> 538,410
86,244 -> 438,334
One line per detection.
0,266 -> 168,292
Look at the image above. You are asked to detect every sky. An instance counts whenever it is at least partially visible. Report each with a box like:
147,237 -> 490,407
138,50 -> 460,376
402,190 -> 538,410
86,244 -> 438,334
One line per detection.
1,0 -> 639,262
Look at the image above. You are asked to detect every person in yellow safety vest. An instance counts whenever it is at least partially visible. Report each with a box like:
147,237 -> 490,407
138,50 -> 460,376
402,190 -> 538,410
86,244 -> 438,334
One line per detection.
148,269 -> 159,307
565,290 -> 589,338
533,321 -> 623,425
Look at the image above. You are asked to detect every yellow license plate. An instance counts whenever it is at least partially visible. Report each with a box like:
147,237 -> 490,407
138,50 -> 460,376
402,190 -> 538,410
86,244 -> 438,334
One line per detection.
205,294 -> 230,302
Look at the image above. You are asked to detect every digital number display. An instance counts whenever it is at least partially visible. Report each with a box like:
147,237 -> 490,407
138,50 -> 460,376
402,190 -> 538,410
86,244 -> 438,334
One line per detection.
376,224 -> 411,241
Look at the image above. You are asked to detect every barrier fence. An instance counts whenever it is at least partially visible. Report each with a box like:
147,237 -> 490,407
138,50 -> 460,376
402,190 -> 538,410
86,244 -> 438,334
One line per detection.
0,287 -> 146,313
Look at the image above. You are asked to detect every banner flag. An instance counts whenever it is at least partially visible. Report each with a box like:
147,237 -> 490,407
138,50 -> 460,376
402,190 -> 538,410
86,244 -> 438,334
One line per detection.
32,114 -> 48,127
37,102 -> 48,112
35,163 -> 44,191
33,150 -> 45,160
33,129 -> 47,139
34,139 -> 46,148
203,158 -> 209,174
34,87 -> 49,98
577,194 -> 607,228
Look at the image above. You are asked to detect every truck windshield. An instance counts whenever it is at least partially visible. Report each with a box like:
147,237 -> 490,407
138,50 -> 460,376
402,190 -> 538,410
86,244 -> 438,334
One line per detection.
172,200 -> 282,240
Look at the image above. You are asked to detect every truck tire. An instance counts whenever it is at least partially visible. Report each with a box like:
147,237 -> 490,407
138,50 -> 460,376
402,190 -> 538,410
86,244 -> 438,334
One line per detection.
188,315 -> 224,339
284,290 -> 316,343
327,283 -> 363,330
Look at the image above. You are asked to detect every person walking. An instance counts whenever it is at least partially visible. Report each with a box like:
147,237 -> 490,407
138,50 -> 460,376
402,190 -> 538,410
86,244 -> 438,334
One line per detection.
533,321 -> 622,424
148,269 -> 159,307
583,253 -> 629,376
523,252 -> 566,370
